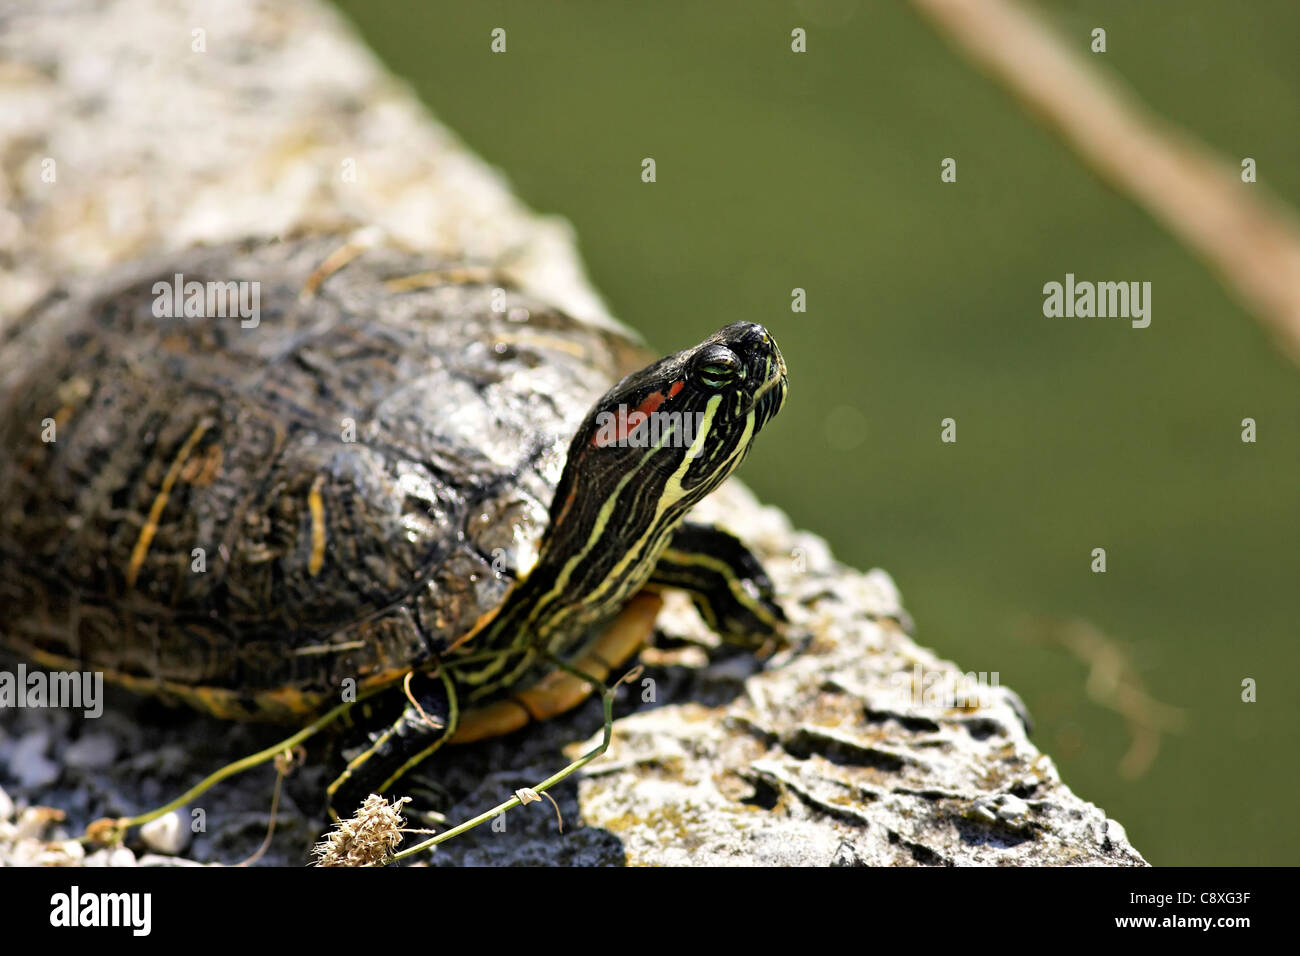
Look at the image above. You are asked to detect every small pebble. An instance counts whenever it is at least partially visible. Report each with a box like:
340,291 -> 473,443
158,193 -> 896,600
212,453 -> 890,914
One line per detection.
966,793 -> 1032,830
40,840 -> 86,866
140,810 -> 190,855
996,794 -> 1030,823
12,731 -> 60,789
85,846 -> 137,867
108,846 -> 137,867
64,732 -> 119,769
14,806 -> 64,841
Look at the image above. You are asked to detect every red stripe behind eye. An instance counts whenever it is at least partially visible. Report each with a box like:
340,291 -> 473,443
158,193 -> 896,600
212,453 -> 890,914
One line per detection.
635,379 -> 684,417
591,379 -> 685,448
636,391 -> 666,417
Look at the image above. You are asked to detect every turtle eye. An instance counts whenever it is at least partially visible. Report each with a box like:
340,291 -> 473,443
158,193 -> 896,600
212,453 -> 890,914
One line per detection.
690,345 -> 744,389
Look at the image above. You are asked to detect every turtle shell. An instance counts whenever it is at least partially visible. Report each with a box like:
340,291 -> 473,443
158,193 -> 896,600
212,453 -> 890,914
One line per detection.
0,236 -> 652,720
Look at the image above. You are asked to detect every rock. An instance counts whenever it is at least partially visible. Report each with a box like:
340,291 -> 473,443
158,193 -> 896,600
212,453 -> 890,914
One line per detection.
139,811 -> 190,856
11,732 -> 59,790
135,854 -> 211,867
967,793 -> 1032,830
32,840 -> 86,867
14,806 -> 65,842
63,733 -> 119,770
84,846 -> 138,867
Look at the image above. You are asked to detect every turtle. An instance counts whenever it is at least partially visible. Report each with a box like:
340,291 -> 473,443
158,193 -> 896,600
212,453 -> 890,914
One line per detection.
0,235 -> 788,823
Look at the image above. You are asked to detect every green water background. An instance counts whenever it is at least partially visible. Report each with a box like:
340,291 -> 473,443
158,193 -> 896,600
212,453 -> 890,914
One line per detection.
333,0 -> 1299,865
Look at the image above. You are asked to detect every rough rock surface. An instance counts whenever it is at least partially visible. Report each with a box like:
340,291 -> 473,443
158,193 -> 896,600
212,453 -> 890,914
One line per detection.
0,0 -> 1144,866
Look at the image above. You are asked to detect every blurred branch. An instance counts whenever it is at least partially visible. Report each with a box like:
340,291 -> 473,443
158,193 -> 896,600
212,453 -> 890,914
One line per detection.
1026,616 -> 1184,780
911,0 -> 1300,366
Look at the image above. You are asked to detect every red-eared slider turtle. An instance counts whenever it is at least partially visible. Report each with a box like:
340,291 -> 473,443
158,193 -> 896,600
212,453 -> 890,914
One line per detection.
0,236 -> 788,820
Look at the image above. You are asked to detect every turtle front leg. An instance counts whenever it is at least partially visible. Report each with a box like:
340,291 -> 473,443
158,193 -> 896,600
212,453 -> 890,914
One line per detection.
648,522 -> 787,647
326,669 -> 459,823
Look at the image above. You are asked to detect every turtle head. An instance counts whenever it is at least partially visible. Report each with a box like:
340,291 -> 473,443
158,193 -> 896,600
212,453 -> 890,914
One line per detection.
450,324 -> 787,693
564,320 -> 786,519
520,323 -> 785,629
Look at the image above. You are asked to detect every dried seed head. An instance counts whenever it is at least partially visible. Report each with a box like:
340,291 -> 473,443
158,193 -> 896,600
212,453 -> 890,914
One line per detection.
311,794 -> 410,867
